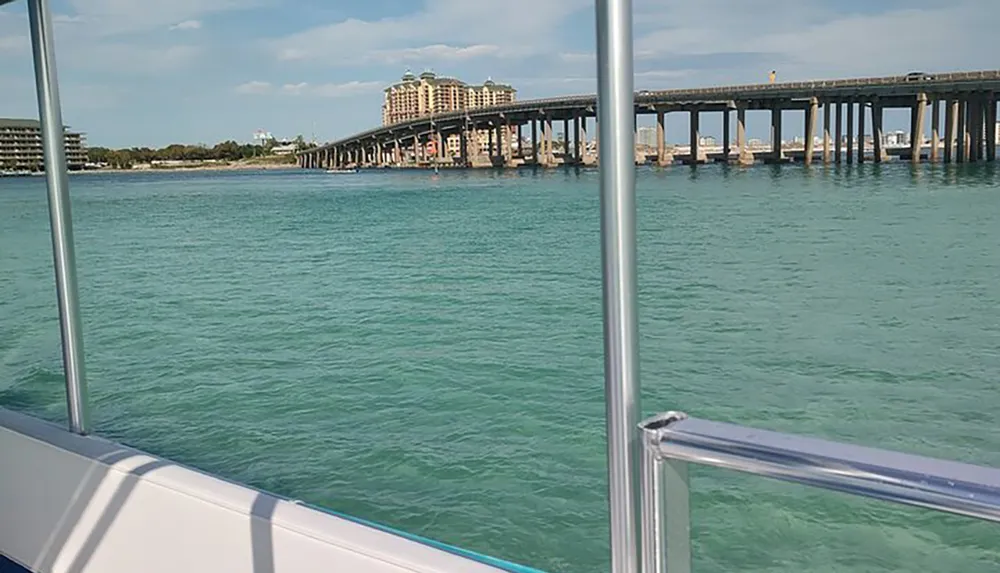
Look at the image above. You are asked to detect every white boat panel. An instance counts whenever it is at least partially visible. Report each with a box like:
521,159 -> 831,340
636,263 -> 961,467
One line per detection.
0,408 -> 511,573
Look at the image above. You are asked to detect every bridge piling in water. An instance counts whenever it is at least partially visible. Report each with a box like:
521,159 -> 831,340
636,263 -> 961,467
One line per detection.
834,101 -> 843,163
858,102 -> 866,164
688,109 -> 701,165
822,102 -> 832,164
930,99 -> 940,162
873,100 -> 884,163
722,107 -> 731,163
987,94 -> 997,161
804,98 -> 817,165
957,100 -> 967,163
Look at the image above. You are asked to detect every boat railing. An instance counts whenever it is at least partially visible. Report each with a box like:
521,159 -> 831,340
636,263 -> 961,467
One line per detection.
637,412 -> 1000,573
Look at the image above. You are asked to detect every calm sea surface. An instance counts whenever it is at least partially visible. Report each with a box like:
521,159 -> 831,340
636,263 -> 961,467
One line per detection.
2,165 -> 1000,572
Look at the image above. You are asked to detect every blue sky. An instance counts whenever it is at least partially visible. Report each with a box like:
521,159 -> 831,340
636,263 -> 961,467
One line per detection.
0,0 -> 996,148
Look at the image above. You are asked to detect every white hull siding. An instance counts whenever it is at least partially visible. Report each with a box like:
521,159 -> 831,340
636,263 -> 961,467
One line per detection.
0,408 -> 508,573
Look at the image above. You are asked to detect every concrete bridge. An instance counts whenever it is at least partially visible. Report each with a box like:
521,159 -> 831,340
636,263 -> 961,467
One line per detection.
298,70 -> 1000,170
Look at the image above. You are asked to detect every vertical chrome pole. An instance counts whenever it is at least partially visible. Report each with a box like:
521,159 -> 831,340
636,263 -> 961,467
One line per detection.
595,0 -> 639,571
27,0 -> 90,434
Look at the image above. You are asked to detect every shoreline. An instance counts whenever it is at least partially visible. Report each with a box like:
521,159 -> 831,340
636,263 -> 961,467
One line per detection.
78,162 -> 298,174
2,162 -> 298,177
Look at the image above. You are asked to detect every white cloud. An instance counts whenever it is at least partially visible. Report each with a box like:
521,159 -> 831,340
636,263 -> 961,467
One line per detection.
268,0 -> 590,65
235,80 -> 272,94
64,0 -> 256,36
310,81 -> 384,98
54,15 -> 87,24
367,44 -> 502,65
632,0 -> 999,81
280,82 -> 309,95
170,20 -> 203,31
236,80 -> 382,98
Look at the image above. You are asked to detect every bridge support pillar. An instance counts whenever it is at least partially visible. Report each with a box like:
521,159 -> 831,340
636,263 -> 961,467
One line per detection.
689,109 -> 701,165
594,116 -> 599,162
573,116 -> 581,164
517,124 -> 524,159
967,98 -> 978,162
722,108 -> 731,163
506,120 -> 516,167
531,120 -> 539,166
656,111 -> 666,166
930,99 -> 940,162
769,106 -> 782,162
858,102 -> 866,164
872,101 -> 885,163
804,98 -> 817,165
974,97 -> 985,161
580,117 -> 590,165
971,96 -> 985,162
563,118 -> 570,166
822,101 -> 832,164
846,101 -> 854,164
494,123 -> 503,163
987,94 -> 997,162
911,94 -> 926,164
736,105 -> 752,166
945,99 -> 957,164
544,118 -> 554,166
957,99 -> 967,163
834,101 -> 843,164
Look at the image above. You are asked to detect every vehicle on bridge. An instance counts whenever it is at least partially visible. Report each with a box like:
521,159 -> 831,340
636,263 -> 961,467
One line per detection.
906,71 -> 935,81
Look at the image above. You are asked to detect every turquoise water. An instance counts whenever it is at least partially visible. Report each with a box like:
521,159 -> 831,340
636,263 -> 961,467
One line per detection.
2,165 -> 1000,572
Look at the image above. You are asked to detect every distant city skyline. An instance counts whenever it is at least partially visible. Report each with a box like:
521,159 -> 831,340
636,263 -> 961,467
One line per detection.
1,0 -> 998,147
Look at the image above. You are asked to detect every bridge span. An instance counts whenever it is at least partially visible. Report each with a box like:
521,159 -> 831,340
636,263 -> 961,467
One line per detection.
298,70 -> 1000,169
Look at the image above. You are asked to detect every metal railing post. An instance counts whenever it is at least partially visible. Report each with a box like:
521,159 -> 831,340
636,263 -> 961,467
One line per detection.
641,429 -> 665,573
27,0 -> 91,434
641,414 -> 691,573
595,0 -> 640,571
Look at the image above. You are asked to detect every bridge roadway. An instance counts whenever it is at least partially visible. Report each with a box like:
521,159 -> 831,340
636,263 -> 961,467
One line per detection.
299,70 -> 1000,169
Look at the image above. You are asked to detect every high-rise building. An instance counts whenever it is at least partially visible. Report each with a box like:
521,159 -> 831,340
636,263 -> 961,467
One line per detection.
0,118 -> 87,171
381,70 -> 516,126
636,126 -> 656,148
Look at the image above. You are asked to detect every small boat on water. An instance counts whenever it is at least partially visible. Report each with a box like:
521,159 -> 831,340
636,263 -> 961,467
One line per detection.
326,168 -> 358,174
